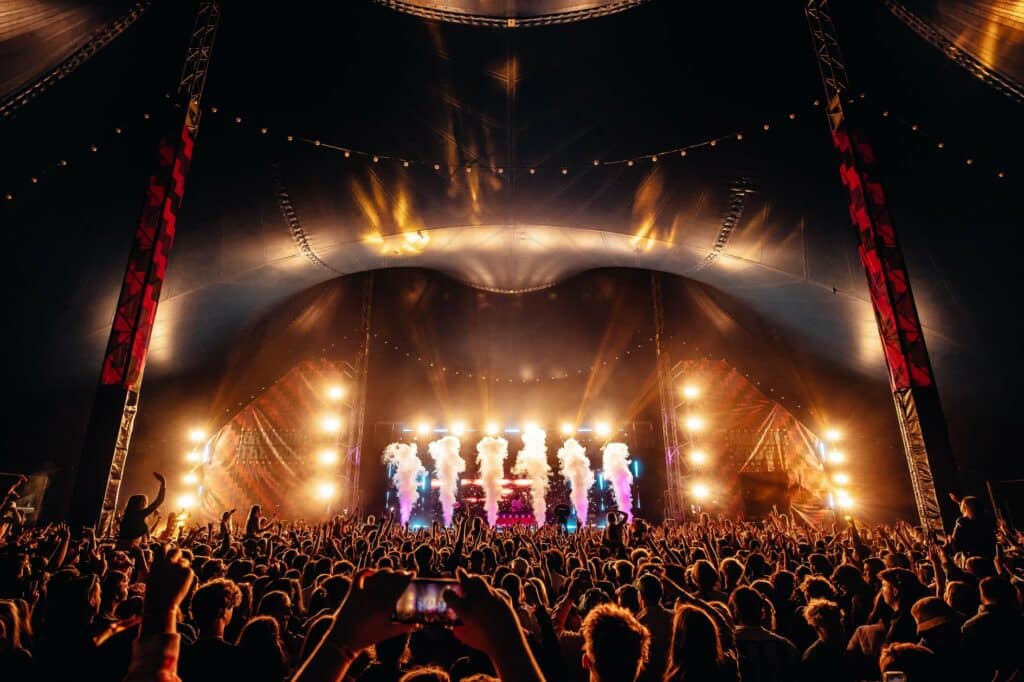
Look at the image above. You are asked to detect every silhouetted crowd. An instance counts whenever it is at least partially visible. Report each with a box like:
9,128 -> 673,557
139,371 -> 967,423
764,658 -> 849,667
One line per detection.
1,472 -> 1023,681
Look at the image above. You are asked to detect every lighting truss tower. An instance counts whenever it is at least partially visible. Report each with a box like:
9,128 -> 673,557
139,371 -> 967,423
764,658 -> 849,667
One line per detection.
342,272 -> 373,513
652,272 -> 687,521
804,0 -> 957,532
70,1 -> 221,531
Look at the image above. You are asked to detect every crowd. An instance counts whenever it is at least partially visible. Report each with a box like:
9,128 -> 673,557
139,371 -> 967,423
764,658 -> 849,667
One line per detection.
1,472 -> 1023,681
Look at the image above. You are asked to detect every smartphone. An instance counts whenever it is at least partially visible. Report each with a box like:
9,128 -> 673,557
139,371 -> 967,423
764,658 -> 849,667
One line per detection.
883,672 -> 907,682
392,578 -> 462,625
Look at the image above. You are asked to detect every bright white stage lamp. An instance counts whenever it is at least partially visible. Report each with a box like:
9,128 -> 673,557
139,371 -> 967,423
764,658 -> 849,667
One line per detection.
182,472 -> 198,485
595,422 -> 612,438
825,428 -> 842,442
833,472 -> 850,486
417,422 -> 432,436
688,449 -> 708,466
319,449 -> 339,465
176,493 -> 197,509
185,450 -> 201,463
485,423 -> 500,437
683,385 -> 700,399
828,450 -> 846,464
316,481 -> 337,500
450,421 -> 466,436
524,422 -> 539,433
691,482 -> 711,501
560,423 -> 575,436
835,490 -> 854,509
321,416 -> 342,433
327,386 -> 345,401
685,416 -> 705,432
188,429 -> 206,443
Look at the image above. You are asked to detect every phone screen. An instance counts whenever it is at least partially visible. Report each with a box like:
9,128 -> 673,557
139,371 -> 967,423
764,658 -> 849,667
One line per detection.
392,578 -> 462,625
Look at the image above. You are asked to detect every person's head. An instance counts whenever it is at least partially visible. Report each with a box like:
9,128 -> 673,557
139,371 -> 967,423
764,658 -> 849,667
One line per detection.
579,587 -> 611,619
804,598 -> 843,641
247,505 -> 261,521
257,590 -> 292,629
729,586 -> 768,628
101,570 -> 129,609
879,568 -> 925,612
666,605 -> 723,680
720,557 -> 744,586
691,560 -> 719,592
944,580 -> 979,616
978,576 -> 1017,608
237,615 -> 285,660
617,584 -> 640,614
581,603 -> 650,682
500,573 -> 522,605
191,578 -> 242,634
125,494 -> 147,512
910,596 -> 958,637
880,642 -> 937,680
770,570 -> 796,600
959,496 -> 979,519
801,575 -> 836,602
413,544 -> 435,573
830,564 -> 864,594
636,573 -> 663,610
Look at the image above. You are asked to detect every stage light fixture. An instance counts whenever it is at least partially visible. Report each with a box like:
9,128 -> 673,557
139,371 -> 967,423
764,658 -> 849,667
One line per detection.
182,473 -> 198,485
177,493 -> 197,509
833,472 -> 850,486
827,450 -> 846,464
185,450 -> 201,463
319,449 -> 339,465
327,386 -> 345,401
524,422 -> 539,433
685,416 -> 704,431
682,385 -> 700,399
485,423 -> 500,437
691,482 -> 711,500
825,428 -> 842,442
417,422 -> 432,436
450,421 -> 466,436
315,481 -> 337,500
188,429 -> 206,443
835,490 -> 854,509
560,423 -> 575,436
688,449 -> 708,466
595,422 -> 612,438
322,416 -> 342,433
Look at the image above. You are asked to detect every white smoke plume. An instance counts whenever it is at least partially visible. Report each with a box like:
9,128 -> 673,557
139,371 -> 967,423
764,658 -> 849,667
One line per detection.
475,436 -> 509,527
383,442 -> 426,526
602,442 -> 634,522
514,428 -> 551,527
428,435 -> 466,527
557,438 -> 595,526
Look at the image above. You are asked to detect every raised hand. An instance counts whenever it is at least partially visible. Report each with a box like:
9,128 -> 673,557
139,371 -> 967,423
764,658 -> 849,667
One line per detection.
325,568 -> 414,651
153,472 -> 166,484
142,545 -> 194,635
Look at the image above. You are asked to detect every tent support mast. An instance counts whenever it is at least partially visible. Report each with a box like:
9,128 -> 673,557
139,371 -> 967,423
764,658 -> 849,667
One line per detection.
343,272 -> 373,514
69,1 -> 221,531
652,272 -> 686,522
805,0 -> 958,532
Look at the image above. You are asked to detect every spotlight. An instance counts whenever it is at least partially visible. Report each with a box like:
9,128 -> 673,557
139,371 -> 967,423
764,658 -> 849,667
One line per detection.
185,450 -> 201,463
321,416 -> 342,433
685,416 -> 704,432
183,473 -> 198,485
828,450 -> 846,465
417,422 -> 432,436
315,481 -> 337,500
176,493 -> 197,509
595,422 -> 612,438
825,428 -> 842,442
524,422 -> 539,433
833,472 -> 850,486
688,449 -> 708,466
835,490 -> 854,509
327,386 -> 345,401
485,423 -> 500,437
560,423 -> 575,436
188,429 -> 206,443
319,449 -> 339,465
682,385 -> 700,399
450,421 -> 466,437
691,482 -> 711,500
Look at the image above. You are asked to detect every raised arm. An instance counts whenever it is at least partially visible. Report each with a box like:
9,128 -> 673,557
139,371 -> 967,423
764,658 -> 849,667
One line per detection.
143,473 -> 166,515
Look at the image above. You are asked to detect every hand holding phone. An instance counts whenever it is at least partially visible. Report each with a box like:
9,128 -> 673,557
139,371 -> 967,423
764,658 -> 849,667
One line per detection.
392,578 -> 462,625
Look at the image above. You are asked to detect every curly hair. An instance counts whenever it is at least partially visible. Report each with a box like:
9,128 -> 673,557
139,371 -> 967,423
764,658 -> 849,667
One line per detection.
191,578 -> 242,628
582,603 -> 651,682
